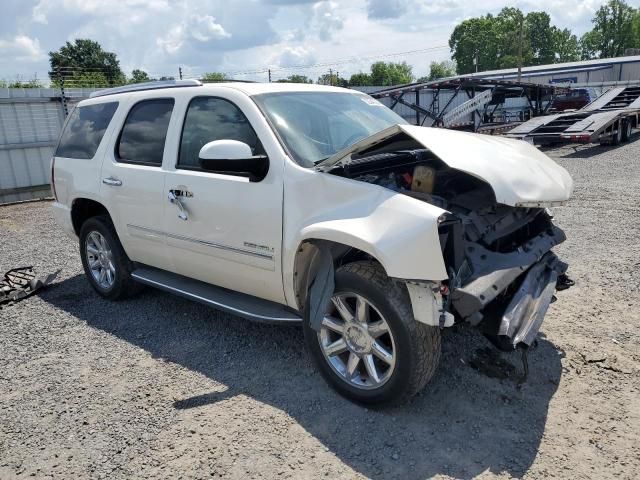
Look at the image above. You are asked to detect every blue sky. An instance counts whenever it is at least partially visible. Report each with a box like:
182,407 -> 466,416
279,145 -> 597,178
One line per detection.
0,0 -> 620,83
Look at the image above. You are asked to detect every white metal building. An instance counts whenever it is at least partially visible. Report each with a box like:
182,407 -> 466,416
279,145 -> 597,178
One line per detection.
464,55 -> 640,85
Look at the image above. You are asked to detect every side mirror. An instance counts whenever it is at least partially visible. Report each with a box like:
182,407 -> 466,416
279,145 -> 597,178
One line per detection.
198,140 -> 269,182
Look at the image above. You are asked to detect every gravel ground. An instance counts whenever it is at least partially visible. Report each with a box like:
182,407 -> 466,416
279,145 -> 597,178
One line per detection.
1,137 -> 639,480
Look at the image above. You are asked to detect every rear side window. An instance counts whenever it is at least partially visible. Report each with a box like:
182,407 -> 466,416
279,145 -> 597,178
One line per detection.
178,97 -> 259,169
55,102 -> 118,159
117,99 -> 174,166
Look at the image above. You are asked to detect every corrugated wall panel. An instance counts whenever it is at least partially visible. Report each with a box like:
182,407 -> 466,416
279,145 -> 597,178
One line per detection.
0,88 -> 71,203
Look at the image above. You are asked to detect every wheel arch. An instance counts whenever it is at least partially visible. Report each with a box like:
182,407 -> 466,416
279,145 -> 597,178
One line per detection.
292,238 -> 387,312
71,198 -> 112,236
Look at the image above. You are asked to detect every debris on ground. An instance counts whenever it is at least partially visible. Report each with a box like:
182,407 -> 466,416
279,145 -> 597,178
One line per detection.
0,267 -> 60,308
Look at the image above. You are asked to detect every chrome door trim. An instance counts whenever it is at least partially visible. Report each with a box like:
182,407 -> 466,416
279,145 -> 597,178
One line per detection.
126,224 -> 274,260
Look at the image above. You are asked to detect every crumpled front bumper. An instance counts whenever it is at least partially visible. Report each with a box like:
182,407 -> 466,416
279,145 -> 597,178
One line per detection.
497,252 -> 567,347
449,226 -> 570,349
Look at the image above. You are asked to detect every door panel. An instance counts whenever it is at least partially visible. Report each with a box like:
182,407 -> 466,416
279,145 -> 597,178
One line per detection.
163,95 -> 285,304
100,98 -> 174,270
164,168 -> 283,303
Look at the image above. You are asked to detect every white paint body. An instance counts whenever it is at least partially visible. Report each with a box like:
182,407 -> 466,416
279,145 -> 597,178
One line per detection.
52,83 -> 573,320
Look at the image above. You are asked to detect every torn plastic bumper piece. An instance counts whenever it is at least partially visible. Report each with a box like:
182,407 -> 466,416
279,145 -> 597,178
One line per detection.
0,267 -> 60,307
498,252 -> 567,347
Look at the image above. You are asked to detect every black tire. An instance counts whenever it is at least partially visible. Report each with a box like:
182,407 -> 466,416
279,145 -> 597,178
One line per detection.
79,215 -> 139,300
304,261 -> 441,406
612,122 -> 623,146
621,120 -> 632,142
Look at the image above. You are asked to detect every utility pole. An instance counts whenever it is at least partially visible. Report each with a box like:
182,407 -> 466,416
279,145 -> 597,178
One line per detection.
517,17 -> 523,83
336,71 -> 339,86
329,68 -> 333,86
179,66 -> 183,80
474,50 -> 479,73
268,69 -> 271,82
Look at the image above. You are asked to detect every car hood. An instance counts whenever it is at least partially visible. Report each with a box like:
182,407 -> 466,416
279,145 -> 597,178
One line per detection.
318,124 -> 573,207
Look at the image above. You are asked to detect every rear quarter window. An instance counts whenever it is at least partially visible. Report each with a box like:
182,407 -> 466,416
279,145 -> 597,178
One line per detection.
55,102 -> 119,159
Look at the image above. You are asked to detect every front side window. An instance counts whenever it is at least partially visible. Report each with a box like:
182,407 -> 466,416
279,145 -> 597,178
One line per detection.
117,99 -> 174,166
178,97 -> 259,169
253,92 -> 406,167
55,102 -> 118,159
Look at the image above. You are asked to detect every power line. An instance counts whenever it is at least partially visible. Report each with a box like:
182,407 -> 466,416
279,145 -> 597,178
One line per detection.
211,45 -> 450,76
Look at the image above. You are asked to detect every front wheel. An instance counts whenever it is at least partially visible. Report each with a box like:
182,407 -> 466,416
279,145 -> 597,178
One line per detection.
304,261 -> 441,406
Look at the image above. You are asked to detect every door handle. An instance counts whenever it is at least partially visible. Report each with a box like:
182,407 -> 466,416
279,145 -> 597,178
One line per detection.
168,190 -> 188,221
102,177 -> 122,186
168,189 -> 193,198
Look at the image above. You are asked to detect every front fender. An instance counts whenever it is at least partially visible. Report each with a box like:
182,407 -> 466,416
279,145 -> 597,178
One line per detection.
282,163 -> 448,308
298,194 -> 447,280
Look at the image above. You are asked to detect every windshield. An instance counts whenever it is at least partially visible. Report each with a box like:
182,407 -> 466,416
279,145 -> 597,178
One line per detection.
253,91 -> 407,167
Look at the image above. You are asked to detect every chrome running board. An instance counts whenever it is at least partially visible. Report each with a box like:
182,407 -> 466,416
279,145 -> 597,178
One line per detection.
131,266 -> 301,324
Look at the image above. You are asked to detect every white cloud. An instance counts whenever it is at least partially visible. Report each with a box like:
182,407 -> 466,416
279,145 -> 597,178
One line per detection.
158,14 -> 231,55
191,15 -> 231,42
311,1 -> 344,41
276,46 -> 316,67
366,0 -> 409,19
0,35 -> 45,62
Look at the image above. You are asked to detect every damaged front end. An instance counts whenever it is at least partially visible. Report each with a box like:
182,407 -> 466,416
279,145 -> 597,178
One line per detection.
441,209 -> 571,350
322,140 -> 573,351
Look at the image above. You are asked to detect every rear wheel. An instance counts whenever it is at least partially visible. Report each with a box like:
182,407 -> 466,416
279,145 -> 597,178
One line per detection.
79,215 -> 139,300
304,261 -> 441,406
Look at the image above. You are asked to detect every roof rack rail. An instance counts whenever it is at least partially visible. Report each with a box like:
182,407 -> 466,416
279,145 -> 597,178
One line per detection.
201,79 -> 257,83
89,79 -> 202,98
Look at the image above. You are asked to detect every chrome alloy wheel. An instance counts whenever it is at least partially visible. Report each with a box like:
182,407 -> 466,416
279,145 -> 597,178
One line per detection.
318,292 -> 396,389
85,231 -> 116,289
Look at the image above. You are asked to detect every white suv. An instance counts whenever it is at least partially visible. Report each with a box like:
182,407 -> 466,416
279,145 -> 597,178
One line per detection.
51,80 -> 573,405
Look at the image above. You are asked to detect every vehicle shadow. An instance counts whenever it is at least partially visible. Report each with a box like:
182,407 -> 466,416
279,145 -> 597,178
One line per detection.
42,274 -> 563,480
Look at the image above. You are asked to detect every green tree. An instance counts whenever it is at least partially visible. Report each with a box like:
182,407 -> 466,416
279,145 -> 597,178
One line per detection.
580,0 -> 636,58
1,77 -> 44,88
275,74 -> 312,83
201,72 -> 228,82
524,12 -> 556,65
419,61 -> 456,81
49,39 -> 124,85
316,72 -> 348,86
552,27 -> 581,62
348,72 -> 372,86
449,15 -> 499,74
369,61 -> 413,86
129,69 -> 151,84
450,8 -> 586,72
493,8 -> 528,69
633,10 -> 640,48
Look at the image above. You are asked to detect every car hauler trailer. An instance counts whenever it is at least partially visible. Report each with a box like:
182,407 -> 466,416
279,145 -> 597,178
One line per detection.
369,77 -> 563,134
505,85 -> 640,145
